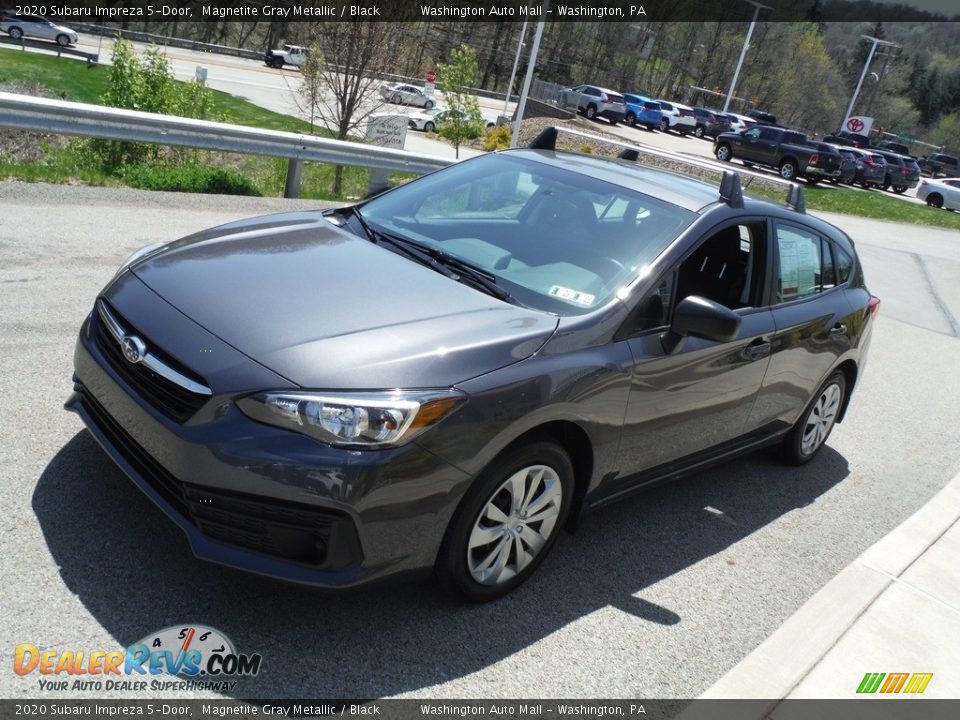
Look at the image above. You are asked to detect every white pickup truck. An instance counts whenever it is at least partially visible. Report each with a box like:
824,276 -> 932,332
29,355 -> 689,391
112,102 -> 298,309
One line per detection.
264,44 -> 309,69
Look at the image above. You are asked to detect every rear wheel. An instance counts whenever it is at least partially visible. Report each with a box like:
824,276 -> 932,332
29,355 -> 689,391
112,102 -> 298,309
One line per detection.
779,159 -> 798,180
927,193 -> 944,208
424,121 -> 435,132
626,112 -> 636,126
391,93 -> 402,104
660,118 -> 670,132
436,439 -> 573,601
585,104 -> 597,120
8,27 -> 23,40
715,143 -> 732,162
892,185 -> 907,194
781,371 -> 846,465
806,176 -> 820,185
694,125 -> 705,139
424,100 -> 434,110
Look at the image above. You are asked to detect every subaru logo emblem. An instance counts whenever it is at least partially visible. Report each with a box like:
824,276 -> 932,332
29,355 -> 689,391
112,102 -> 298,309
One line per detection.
121,335 -> 146,364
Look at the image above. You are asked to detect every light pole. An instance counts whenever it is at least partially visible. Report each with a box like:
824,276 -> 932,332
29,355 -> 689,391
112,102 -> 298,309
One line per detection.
723,1 -> 770,113
511,6 -> 547,148
502,21 -> 529,119
842,35 -> 899,129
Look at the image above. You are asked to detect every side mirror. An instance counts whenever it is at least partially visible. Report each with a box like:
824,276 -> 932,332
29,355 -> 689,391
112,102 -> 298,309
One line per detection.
662,296 -> 742,353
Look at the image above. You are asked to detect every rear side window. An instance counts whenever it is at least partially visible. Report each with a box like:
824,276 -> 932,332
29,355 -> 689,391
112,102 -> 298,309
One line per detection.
775,224 -> 835,303
835,245 -> 853,284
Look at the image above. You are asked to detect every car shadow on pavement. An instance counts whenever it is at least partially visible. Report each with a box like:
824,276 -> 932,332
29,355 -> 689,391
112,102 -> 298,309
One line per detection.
34,431 -> 849,698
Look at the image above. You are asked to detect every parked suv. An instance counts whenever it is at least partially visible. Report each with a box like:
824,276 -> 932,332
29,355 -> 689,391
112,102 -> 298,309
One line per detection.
847,148 -> 888,188
655,100 -> 696,135
692,108 -> 732,139
874,140 -> 911,156
622,93 -> 663,131
827,145 -> 858,185
917,153 -> 959,178
559,85 -> 626,124
875,151 -> 921,193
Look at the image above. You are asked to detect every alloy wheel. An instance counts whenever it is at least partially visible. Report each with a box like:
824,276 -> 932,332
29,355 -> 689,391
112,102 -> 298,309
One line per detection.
467,464 -> 563,586
800,382 -> 842,457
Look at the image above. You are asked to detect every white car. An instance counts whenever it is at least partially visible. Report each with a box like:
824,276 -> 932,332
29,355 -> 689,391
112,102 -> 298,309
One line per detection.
1,13 -> 78,46
407,107 -> 497,132
654,99 -> 697,135
724,112 -> 756,133
380,83 -> 435,109
917,177 -> 960,210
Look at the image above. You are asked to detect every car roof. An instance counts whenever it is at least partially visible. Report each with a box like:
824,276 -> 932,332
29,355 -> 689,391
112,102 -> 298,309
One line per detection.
505,149 -> 745,212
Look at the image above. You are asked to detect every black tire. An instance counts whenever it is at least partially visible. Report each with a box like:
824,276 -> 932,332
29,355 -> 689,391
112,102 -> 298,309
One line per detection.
892,185 -> 907,194
625,112 -> 636,126
56,34 -> 70,47
694,125 -> 705,139
779,159 -> 797,181
679,129 -> 689,137
660,118 -> 670,132
646,124 -> 656,132
424,121 -> 435,132
8,27 -> 23,40
585,104 -> 597,120
435,439 -> 574,602
927,193 -> 944,208
781,371 -> 847,465
424,100 -> 434,110
391,93 -> 402,105
715,143 -> 732,162
609,118 -> 618,126
882,176 -> 892,191
742,161 -> 754,168
806,176 -> 820,185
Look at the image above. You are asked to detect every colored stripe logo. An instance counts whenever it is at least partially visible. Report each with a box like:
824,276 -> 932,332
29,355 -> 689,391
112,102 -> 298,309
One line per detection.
857,672 -> 933,694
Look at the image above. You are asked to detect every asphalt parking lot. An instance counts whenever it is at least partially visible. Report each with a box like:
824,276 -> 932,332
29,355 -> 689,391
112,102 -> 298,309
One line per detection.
1,181 -> 959,700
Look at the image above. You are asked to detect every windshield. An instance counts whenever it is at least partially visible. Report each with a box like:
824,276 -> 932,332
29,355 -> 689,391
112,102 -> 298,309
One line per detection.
359,153 -> 694,316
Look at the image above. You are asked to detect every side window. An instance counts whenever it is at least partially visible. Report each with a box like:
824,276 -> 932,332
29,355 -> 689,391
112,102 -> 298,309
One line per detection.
628,275 -> 675,335
775,224 -> 834,303
744,128 -> 761,140
676,223 -> 765,310
834,245 -> 853,284
759,128 -> 780,141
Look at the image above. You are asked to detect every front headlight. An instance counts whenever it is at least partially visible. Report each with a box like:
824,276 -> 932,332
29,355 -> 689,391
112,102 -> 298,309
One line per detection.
116,242 -> 166,277
237,390 -> 466,448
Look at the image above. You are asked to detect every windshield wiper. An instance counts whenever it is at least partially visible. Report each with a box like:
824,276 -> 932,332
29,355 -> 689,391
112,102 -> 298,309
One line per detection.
352,210 -> 517,303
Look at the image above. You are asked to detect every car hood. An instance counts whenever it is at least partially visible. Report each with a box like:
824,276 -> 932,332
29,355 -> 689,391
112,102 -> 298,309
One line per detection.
130,212 -> 558,389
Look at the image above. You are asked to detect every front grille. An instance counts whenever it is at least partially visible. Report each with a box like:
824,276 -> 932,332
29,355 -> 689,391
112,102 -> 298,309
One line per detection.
75,384 -> 357,568
77,383 -> 189,517
94,302 -> 208,422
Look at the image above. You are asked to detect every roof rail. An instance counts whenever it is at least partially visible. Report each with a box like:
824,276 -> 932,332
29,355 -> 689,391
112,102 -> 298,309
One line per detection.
526,125 -> 805,214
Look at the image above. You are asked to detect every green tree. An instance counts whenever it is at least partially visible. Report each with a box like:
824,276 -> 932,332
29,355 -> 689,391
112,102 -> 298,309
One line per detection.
436,45 -> 485,159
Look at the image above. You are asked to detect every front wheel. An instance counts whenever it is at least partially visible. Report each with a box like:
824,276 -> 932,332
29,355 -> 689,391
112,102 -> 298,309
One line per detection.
781,371 -> 846,465
715,143 -> 732,162
625,112 -> 636,126
56,34 -> 70,47
424,100 -> 434,110
423,121 -> 435,132
436,439 -> 573,601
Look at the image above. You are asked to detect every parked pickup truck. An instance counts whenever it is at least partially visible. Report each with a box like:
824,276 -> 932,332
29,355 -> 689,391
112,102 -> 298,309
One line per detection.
917,153 -> 959,178
713,126 -> 842,182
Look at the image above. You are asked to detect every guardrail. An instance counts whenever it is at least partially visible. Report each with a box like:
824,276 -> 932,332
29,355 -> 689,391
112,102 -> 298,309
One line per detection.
0,92 -> 452,198
0,34 -> 99,63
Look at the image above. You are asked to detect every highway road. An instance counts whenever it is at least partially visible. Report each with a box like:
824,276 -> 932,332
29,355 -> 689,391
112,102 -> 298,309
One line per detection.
1,181 -> 959,700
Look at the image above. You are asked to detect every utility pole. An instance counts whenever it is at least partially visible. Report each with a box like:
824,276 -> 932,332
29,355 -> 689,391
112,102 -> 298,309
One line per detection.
510,5 -> 547,148
843,35 -> 899,129
723,1 -> 770,113
502,21 -> 528,120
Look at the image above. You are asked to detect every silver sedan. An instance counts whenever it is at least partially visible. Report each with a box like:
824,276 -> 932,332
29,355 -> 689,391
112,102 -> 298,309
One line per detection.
380,83 -> 435,109
1,13 -> 79,46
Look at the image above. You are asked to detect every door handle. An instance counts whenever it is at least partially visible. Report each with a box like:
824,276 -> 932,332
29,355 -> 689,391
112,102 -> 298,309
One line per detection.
745,338 -> 771,361
830,324 -> 847,335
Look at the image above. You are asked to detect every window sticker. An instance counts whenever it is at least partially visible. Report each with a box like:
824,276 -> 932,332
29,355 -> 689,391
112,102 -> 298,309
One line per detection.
549,286 -> 596,306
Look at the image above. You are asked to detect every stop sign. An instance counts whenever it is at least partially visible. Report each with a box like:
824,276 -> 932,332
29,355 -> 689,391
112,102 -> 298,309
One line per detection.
426,69 -> 436,83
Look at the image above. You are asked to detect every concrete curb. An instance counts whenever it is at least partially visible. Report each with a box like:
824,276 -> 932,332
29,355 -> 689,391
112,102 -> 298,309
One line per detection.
697,467 -> 960,707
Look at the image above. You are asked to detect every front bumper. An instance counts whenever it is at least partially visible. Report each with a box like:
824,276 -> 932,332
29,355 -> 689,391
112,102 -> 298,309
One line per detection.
68,304 -> 471,588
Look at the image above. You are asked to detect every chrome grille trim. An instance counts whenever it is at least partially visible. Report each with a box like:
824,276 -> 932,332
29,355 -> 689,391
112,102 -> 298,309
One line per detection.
96,299 -> 213,396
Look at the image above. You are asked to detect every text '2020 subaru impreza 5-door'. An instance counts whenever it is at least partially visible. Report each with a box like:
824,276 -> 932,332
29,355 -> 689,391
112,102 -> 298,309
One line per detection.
68,131 -> 879,601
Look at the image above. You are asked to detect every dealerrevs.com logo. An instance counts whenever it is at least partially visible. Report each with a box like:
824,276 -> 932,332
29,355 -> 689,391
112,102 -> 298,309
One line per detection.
856,672 -> 934,694
13,625 -> 262,693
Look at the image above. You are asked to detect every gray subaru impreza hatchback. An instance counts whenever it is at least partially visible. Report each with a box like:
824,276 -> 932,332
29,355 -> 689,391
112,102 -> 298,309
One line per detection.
68,137 -> 878,600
